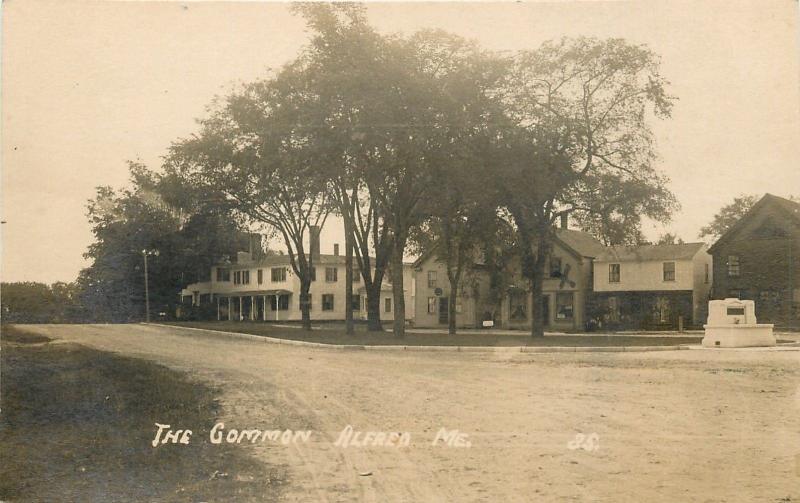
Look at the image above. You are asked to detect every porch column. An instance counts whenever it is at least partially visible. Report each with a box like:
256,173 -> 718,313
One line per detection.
239,297 -> 243,321
227,297 -> 232,321
263,295 -> 267,321
251,296 -> 255,321
216,295 -> 220,321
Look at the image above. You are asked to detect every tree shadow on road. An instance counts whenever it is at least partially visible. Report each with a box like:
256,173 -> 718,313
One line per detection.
0,325 -> 287,502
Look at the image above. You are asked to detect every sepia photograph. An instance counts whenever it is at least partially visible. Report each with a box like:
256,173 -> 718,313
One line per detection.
1,0 -> 799,501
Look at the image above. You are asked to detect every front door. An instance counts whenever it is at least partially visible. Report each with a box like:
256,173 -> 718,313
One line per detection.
439,297 -> 449,325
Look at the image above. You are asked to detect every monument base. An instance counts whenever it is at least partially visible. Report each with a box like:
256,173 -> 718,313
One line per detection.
702,324 -> 775,348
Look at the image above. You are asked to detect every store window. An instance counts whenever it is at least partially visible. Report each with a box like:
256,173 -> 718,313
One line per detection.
556,292 -> 574,320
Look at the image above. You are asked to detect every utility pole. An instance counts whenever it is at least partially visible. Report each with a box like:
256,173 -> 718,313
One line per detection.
143,250 -> 151,323
142,249 -> 159,323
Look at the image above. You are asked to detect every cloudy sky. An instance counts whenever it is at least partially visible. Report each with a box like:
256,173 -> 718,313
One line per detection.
2,0 -> 799,283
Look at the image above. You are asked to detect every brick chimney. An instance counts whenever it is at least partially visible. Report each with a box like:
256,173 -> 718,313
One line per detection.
249,233 -> 264,259
560,212 -> 568,230
309,225 -> 321,261
333,243 -> 340,256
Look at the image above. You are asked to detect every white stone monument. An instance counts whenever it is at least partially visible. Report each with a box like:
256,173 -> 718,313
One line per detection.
702,298 -> 775,348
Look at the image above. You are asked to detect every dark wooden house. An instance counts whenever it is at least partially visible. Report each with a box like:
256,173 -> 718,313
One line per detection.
708,194 -> 800,328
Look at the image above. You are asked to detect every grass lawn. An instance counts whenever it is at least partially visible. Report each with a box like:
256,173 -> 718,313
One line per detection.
168,321 -> 703,347
0,325 -> 286,502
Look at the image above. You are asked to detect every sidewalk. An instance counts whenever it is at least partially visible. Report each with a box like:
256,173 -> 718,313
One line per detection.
406,327 -> 705,338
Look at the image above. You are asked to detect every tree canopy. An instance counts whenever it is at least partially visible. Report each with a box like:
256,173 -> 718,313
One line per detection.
78,163 -> 246,322
69,8 -> 679,335
496,37 -> 677,336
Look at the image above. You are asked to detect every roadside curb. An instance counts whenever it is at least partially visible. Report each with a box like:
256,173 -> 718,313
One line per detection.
144,323 -> 691,354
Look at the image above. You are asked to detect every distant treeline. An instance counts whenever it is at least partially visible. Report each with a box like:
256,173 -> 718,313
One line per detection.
1,282 -> 88,324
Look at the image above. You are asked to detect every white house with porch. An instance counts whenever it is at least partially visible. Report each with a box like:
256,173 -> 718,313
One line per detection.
180,236 -> 415,324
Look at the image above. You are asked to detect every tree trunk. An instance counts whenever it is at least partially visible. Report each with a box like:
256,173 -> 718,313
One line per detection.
366,285 -> 383,331
530,244 -> 547,338
448,282 -> 458,335
391,237 -> 406,338
299,279 -> 311,331
344,224 -> 355,335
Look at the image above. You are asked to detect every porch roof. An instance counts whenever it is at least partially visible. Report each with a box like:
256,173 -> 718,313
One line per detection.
217,289 -> 292,297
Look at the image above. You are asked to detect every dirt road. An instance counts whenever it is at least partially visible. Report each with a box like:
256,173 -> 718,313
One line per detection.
15,324 -> 800,502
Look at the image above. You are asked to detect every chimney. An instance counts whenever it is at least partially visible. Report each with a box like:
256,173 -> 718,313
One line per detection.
333,243 -> 340,256
560,212 -> 568,230
309,225 -> 321,261
249,233 -> 264,259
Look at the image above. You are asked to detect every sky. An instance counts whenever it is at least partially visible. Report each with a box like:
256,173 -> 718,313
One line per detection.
2,0 -> 800,284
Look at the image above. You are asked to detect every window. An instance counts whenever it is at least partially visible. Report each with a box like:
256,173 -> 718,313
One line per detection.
609,264 -> 621,283
271,295 -> 289,311
556,292 -> 574,320
550,257 -> 562,278
242,270 -> 250,285
353,268 -> 360,283
271,267 -> 287,282
325,267 -> 338,282
351,294 -> 360,311
322,294 -> 334,311
663,262 -> 675,282
759,290 -> 780,304
427,297 -> 437,314
654,296 -> 670,323
233,271 -> 241,285
257,269 -> 263,285
728,289 -> 742,299
427,271 -> 437,288
727,255 -> 740,277
300,294 -> 312,311
384,297 -> 392,313
704,263 -> 709,284
309,267 -> 316,282
509,291 -> 528,321
216,267 -> 230,282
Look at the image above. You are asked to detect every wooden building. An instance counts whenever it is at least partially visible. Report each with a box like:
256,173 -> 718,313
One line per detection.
590,243 -> 712,330
707,194 -> 800,328
180,229 -> 415,323
412,227 -> 605,331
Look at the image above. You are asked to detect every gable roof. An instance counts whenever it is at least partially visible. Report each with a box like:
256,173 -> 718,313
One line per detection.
708,193 -> 800,253
769,193 -> 800,219
412,228 -> 606,268
554,229 -> 607,259
596,242 -> 706,263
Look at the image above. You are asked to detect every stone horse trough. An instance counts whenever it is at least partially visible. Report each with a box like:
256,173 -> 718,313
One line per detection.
702,298 -> 775,348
